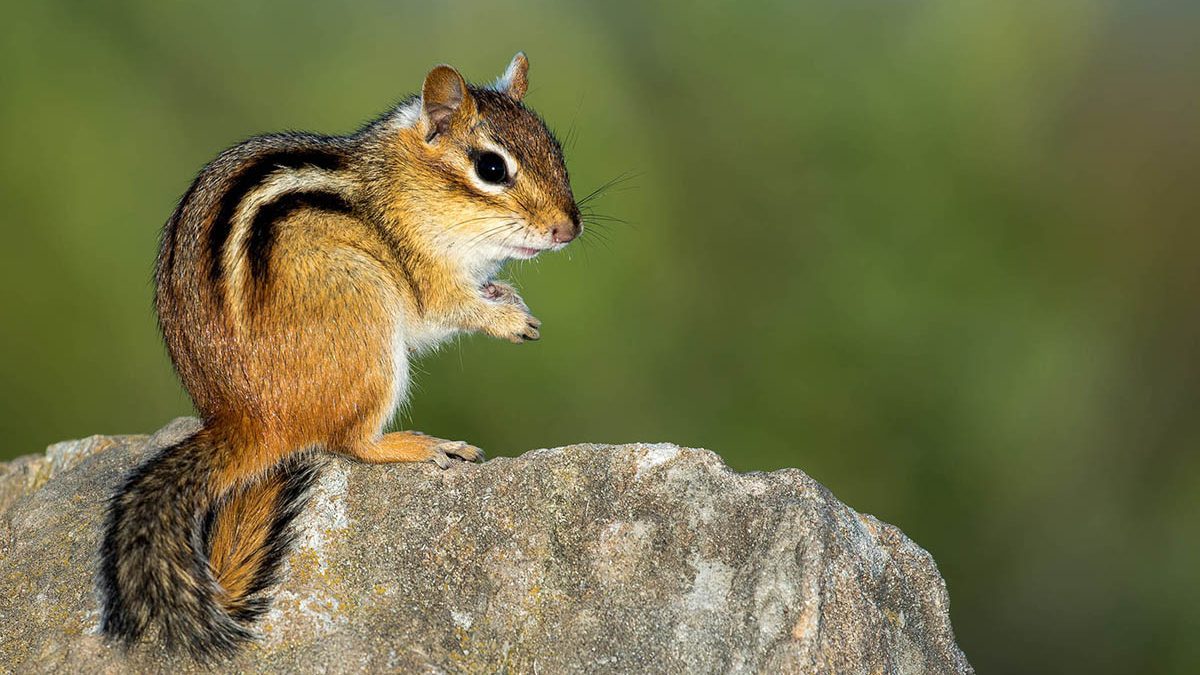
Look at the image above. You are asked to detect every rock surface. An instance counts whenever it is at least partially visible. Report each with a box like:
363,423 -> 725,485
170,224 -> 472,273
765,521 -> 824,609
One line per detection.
0,418 -> 972,674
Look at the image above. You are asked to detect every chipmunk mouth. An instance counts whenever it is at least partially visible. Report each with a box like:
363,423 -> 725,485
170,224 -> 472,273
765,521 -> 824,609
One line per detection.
507,245 -> 548,259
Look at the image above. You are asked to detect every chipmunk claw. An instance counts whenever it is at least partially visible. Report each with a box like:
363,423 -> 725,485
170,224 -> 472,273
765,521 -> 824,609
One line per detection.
519,319 -> 541,342
430,440 -> 485,468
507,322 -> 541,343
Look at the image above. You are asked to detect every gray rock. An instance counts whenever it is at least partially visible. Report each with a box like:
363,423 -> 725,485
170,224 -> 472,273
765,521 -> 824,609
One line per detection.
0,418 -> 972,674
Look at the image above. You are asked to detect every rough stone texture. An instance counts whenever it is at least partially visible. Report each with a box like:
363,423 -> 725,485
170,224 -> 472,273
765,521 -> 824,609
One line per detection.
0,418 -> 972,674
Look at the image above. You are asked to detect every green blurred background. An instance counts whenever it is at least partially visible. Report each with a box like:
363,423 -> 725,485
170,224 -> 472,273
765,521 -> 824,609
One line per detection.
2,1 -> 1198,672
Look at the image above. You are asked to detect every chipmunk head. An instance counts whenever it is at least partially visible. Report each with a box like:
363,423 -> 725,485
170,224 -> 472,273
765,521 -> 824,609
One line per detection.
400,53 -> 580,265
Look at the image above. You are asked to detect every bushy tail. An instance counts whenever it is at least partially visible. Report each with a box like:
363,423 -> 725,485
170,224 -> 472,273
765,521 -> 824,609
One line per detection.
98,430 -> 319,660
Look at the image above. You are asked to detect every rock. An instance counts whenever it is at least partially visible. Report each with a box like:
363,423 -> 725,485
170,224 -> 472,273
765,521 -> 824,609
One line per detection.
0,418 -> 972,674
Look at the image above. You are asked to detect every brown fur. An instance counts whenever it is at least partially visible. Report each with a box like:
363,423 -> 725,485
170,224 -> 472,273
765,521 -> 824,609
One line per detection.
99,53 -> 578,660
209,476 -> 285,607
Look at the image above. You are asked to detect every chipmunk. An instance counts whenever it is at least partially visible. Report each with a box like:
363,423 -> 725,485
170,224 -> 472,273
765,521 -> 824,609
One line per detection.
98,53 -> 580,660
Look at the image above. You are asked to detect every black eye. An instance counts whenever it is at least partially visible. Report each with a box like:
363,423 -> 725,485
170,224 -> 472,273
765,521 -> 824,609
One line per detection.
473,151 -> 509,185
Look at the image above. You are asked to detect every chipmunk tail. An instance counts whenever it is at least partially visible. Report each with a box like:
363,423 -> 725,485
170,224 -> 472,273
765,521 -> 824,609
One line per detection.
98,430 -> 320,661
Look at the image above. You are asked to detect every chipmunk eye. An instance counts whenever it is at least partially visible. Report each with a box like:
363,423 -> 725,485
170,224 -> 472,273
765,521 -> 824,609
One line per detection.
473,151 -> 509,185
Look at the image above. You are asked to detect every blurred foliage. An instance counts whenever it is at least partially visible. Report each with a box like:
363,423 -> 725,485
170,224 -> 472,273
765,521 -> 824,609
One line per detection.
2,1 -> 1198,673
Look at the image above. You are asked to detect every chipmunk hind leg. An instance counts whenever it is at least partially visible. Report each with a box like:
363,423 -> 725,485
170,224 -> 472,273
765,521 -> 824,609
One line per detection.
245,218 -> 408,449
343,430 -> 484,467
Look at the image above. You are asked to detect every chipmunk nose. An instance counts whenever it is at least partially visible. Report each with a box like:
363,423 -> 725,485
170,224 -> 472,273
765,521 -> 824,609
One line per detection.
550,216 -> 581,244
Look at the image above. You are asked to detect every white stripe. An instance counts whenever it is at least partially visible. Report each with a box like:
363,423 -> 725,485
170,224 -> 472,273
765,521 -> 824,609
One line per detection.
222,167 -> 354,320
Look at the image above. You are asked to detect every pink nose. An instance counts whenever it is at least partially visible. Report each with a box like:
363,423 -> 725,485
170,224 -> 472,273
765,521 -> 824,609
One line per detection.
550,221 -> 580,244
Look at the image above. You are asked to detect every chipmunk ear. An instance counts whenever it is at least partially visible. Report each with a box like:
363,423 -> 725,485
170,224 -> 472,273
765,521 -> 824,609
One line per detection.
421,65 -> 476,142
495,52 -> 529,101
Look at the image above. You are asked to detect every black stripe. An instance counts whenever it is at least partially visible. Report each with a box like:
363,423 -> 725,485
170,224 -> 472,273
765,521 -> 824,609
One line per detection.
208,149 -> 344,289
245,190 -> 353,287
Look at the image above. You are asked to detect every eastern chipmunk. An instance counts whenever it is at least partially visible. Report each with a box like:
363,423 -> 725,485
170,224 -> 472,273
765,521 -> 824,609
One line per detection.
98,53 -> 580,660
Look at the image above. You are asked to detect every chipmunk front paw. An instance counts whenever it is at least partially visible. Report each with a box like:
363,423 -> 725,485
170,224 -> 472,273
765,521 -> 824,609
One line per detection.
482,281 -> 540,343
482,281 -> 521,303
495,304 -> 541,343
